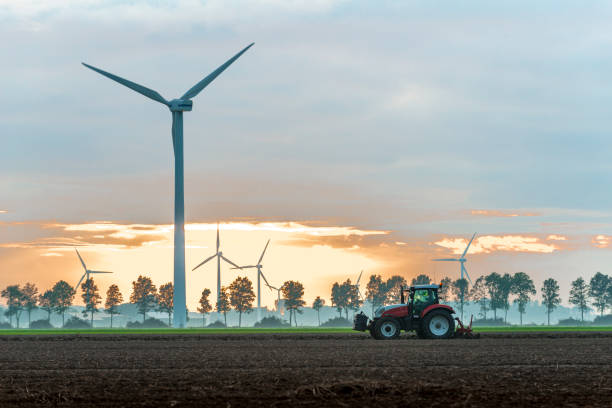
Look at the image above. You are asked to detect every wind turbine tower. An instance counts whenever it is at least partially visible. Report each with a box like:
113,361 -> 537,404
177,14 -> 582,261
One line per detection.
432,233 -> 477,284
82,44 -> 254,327
233,239 -> 272,321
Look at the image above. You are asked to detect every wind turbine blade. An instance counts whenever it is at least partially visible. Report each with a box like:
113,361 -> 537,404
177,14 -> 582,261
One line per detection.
90,271 -> 113,274
82,63 -> 169,106
192,253 -> 217,271
258,239 -> 270,264
356,270 -> 363,285
461,233 -> 477,258
463,265 -> 473,285
432,258 -> 460,262
216,223 -> 220,252
75,248 -> 87,272
231,265 -> 257,270
76,273 -> 87,290
181,43 -> 255,100
259,270 -> 272,288
220,255 -> 241,269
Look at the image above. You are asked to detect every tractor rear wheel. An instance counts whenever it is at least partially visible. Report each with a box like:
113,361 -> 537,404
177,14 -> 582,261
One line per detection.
422,310 -> 455,339
373,317 -> 401,340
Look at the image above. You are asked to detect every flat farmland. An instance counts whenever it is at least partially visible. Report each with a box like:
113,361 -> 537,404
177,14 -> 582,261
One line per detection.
0,332 -> 610,407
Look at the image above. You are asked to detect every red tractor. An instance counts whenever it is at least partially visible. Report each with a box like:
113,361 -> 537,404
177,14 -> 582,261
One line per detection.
353,283 -> 472,339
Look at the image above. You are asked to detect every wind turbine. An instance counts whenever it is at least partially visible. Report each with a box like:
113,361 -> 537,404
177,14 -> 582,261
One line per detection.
82,44 -> 254,328
232,239 -> 272,321
354,270 -> 364,300
266,284 -> 282,315
74,248 -> 112,305
432,233 -> 477,284
192,223 -> 241,306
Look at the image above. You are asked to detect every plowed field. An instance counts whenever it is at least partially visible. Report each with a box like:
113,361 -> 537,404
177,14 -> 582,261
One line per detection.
0,332 -> 610,407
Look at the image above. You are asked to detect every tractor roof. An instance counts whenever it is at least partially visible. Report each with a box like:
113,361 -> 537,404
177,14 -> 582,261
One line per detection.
411,284 -> 440,290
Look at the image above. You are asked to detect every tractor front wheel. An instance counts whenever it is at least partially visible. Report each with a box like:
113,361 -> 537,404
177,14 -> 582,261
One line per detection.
373,317 -> 401,340
422,310 -> 455,339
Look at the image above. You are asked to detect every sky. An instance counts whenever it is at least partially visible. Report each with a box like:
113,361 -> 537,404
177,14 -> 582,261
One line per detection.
2,0 -> 612,310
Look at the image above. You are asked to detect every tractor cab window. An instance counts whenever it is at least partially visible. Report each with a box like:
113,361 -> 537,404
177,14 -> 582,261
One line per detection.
413,289 -> 434,307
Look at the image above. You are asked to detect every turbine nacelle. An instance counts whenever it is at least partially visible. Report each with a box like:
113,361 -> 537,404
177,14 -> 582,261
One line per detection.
169,99 -> 193,112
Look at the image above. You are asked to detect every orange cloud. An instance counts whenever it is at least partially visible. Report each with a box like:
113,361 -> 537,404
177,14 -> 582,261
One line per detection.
592,235 -> 611,248
0,210 -> 7,214
433,235 -> 559,254
470,209 -> 540,218
546,234 -> 567,241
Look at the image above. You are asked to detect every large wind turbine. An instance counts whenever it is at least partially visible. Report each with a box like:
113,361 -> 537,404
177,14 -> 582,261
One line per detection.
82,44 -> 254,327
192,223 -> 241,306
432,233 -> 477,284
74,248 -> 113,304
232,239 -> 272,321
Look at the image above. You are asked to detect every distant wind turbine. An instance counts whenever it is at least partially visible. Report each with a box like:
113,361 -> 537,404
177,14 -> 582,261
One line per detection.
192,223 -> 241,306
354,270 -> 364,300
232,239 -> 272,321
266,284 -> 282,315
82,43 -> 254,327
432,233 -> 477,284
74,248 -> 113,304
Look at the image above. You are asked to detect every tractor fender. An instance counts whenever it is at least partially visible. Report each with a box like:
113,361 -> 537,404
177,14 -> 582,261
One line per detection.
420,304 -> 455,319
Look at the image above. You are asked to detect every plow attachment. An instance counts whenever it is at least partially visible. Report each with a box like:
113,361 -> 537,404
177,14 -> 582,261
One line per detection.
454,315 -> 480,339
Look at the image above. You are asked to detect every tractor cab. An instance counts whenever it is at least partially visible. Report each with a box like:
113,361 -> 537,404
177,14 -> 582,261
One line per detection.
354,282 -> 458,340
402,285 -> 440,317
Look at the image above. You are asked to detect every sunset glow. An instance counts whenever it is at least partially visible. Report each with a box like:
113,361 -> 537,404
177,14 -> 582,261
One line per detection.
434,235 -> 560,255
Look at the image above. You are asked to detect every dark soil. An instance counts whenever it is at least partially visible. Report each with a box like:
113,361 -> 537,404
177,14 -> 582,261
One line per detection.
0,332 -> 610,407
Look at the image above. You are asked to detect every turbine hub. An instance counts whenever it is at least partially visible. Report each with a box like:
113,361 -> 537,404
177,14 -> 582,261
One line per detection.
169,99 -> 193,112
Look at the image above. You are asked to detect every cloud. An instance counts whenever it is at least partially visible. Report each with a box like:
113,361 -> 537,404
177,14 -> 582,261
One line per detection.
433,235 -> 560,255
1,220 -> 386,252
592,235 -> 611,248
546,234 -> 567,241
41,252 -> 62,257
0,210 -> 7,214
470,209 -> 540,218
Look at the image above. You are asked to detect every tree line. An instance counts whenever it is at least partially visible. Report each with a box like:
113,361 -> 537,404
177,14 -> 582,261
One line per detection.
2,270 -> 612,328
0,275 -> 310,328
329,271 -> 612,325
